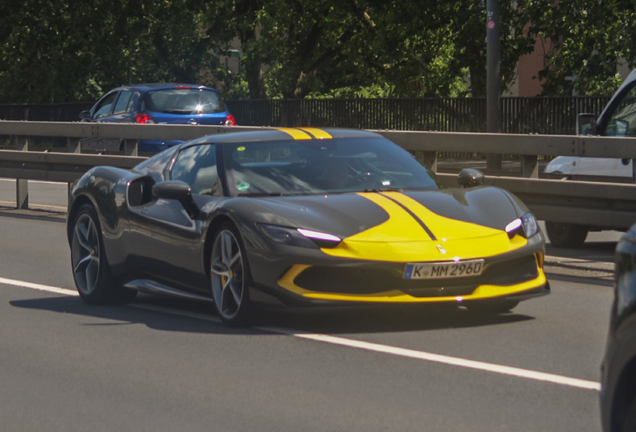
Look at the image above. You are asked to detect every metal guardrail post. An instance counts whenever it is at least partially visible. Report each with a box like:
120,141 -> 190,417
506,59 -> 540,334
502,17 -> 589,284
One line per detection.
14,135 -> 28,209
67,137 -> 81,212
123,139 -> 138,156
521,155 -> 539,178
422,151 -> 438,173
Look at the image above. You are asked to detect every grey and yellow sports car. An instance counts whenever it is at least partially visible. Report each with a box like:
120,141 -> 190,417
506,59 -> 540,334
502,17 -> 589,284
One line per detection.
68,128 -> 549,325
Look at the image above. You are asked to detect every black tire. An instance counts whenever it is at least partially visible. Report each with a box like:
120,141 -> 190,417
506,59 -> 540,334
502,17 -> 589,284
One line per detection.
621,396 -> 636,432
70,204 -> 137,305
545,222 -> 588,248
209,223 -> 252,326
466,300 -> 519,314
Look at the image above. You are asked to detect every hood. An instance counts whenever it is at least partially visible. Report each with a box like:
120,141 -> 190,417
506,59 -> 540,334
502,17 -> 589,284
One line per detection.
254,187 -> 522,237
243,187 -> 530,261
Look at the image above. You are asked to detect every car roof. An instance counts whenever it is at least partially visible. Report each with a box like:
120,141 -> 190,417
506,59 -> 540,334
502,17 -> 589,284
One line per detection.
186,128 -> 383,146
108,83 -> 218,93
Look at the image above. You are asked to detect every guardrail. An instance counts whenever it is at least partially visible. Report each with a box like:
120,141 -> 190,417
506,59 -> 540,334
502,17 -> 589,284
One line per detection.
1,120 -> 636,230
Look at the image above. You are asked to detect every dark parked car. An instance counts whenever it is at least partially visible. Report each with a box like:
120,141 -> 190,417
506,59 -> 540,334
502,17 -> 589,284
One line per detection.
79,83 -> 236,153
67,128 -> 549,326
601,224 -> 636,431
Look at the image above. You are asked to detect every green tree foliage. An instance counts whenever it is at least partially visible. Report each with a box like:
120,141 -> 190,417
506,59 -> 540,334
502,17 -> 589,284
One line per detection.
526,0 -> 636,95
0,0 -> 633,103
450,0 -> 536,96
0,0 -> 226,102
220,0 -> 529,98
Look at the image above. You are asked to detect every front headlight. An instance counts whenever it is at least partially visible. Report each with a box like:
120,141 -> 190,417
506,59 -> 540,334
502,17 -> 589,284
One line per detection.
257,224 -> 341,249
505,213 -> 539,239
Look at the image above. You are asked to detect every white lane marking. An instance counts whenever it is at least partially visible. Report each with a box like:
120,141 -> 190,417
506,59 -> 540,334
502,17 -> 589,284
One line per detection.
264,328 -> 601,391
0,277 -> 78,296
1,277 -> 601,392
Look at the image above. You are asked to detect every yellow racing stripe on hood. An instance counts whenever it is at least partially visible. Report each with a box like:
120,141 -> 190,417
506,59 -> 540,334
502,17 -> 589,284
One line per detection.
383,191 -> 501,241
321,191 -> 528,262
276,128 -> 312,140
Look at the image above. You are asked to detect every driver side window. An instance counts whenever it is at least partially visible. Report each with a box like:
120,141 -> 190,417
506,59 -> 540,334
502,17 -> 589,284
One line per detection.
604,84 -> 636,137
93,92 -> 118,119
171,144 -> 219,195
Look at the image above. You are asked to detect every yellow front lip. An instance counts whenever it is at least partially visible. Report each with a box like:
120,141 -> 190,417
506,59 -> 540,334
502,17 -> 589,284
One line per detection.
276,263 -> 547,303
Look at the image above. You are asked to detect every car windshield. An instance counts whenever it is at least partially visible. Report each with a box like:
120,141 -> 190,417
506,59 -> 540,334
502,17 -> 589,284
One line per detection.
143,89 -> 226,114
223,137 -> 440,196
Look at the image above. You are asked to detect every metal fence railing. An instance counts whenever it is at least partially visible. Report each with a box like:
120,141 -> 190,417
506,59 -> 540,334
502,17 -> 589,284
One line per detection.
0,96 -> 612,135
0,102 -> 93,122
226,96 -> 612,134
1,121 -> 636,230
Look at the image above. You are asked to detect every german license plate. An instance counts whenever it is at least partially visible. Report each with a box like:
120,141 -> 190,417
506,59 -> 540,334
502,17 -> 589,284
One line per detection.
404,259 -> 485,280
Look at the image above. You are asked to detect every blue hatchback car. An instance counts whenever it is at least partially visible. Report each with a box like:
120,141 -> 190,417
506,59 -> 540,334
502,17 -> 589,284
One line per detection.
79,83 -> 236,153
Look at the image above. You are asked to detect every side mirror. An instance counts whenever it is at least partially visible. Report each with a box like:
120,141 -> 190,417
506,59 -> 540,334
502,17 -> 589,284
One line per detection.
152,181 -> 200,219
577,113 -> 597,135
78,110 -> 92,121
457,168 -> 484,188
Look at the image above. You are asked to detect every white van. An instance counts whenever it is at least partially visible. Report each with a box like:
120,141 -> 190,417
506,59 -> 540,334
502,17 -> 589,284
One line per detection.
543,68 -> 636,246
545,68 -> 636,179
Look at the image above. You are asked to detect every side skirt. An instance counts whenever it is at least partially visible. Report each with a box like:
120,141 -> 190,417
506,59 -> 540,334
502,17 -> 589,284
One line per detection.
124,279 -> 213,302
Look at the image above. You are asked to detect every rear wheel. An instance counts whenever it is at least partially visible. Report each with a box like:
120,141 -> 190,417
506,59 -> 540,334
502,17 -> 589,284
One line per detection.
545,222 -> 588,248
71,204 -> 137,304
210,223 -> 252,326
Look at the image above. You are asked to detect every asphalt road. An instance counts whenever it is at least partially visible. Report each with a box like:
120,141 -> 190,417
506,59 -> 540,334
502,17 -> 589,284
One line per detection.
0,202 -> 616,431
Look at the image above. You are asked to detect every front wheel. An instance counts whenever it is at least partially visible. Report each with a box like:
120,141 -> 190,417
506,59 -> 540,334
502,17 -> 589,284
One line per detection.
70,204 -> 137,304
545,222 -> 588,248
210,223 -> 252,326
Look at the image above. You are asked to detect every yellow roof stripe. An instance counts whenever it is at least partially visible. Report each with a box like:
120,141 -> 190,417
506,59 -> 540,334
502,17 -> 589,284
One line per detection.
299,128 -> 332,139
276,128 -> 312,140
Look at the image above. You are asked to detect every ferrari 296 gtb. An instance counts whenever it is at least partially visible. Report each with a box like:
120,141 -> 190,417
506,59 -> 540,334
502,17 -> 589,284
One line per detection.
67,128 -> 550,325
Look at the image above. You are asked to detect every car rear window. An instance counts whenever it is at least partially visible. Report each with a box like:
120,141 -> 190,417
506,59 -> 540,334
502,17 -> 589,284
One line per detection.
143,89 -> 227,114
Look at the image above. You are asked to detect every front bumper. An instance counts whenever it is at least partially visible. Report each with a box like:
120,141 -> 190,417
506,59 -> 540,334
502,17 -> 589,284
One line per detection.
247,234 -> 548,307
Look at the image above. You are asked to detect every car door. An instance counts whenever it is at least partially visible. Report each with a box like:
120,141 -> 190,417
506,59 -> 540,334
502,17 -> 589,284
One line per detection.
128,143 -> 222,294
81,91 -> 122,151
578,77 -> 636,177
107,90 -> 138,123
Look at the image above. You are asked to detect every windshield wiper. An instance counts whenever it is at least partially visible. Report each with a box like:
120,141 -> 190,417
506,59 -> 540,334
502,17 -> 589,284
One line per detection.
162,109 -> 195,114
362,187 -> 404,193
237,192 -> 286,197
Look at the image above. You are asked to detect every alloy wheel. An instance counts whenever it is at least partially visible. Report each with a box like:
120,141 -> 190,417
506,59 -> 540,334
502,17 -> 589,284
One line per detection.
71,213 -> 101,295
210,228 -> 245,320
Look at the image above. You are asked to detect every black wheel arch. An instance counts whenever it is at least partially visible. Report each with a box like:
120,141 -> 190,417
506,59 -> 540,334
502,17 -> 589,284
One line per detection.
67,194 -> 99,245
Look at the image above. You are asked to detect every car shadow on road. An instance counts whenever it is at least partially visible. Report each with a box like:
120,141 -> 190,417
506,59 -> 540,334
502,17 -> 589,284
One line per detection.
253,304 -> 533,335
9,295 -> 251,336
10,293 -> 534,336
